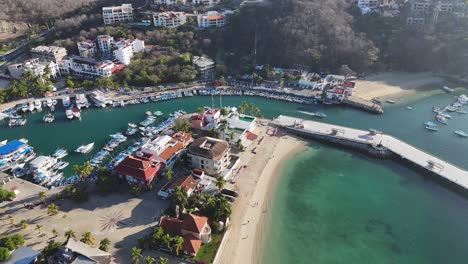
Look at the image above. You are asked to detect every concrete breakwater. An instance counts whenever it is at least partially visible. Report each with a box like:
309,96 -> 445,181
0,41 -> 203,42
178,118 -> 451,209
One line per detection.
272,115 -> 468,190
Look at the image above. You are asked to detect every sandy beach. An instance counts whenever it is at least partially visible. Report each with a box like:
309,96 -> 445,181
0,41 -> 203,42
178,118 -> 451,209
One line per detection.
215,127 -> 307,264
353,72 -> 444,100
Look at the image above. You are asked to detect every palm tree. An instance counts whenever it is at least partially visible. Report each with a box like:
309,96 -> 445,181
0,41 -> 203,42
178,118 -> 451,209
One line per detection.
131,247 -> 142,264
47,203 -> 59,215
38,191 -> 46,204
144,256 -> 156,264
65,229 -> 76,241
73,161 -> 93,179
7,215 -> 13,225
164,168 -> 173,180
99,238 -> 111,252
229,132 -> 234,142
35,224 -> 42,235
215,175 -> 226,191
172,236 -> 184,256
158,256 -> 169,264
214,196 -> 232,220
20,219 -> 28,229
170,186 -> 188,214
181,121 -> 191,133
80,231 -> 95,246
161,234 -> 172,250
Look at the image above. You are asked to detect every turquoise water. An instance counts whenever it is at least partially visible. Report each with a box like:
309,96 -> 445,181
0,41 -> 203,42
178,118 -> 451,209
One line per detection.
261,88 -> 468,264
0,87 -> 467,263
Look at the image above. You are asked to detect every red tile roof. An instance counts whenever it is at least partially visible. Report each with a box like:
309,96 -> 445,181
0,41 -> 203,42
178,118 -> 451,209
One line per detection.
181,214 -> 208,234
168,175 -> 200,192
160,217 -> 183,235
114,154 -> 161,181
328,88 -> 345,94
191,114 -> 203,120
182,235 -> 202,255
171,131 -> 192,146
159,142 -> 183,162
340,81 -> 355,88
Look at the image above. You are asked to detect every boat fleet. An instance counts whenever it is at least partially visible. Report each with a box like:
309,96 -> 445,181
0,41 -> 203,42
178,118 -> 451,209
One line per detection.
424,94 -> 467,138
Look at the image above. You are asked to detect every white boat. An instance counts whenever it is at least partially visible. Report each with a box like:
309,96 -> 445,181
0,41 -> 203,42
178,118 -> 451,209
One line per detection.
89,91 -> 113,107
432,107 -> 442,113
52,148 -> 68,159
406,106 -> 413,110
128,123 -> 137,128
442,86 -> 454,92
43,112 -> 54,123
75,94 -> 89,109
454,130 -> 468,138
55,161 -> 69,170
458,94 -> 467,105
46,98 -> 53,108
425,125 -> 439,132
436,114 -> 448,124
424,121 -> 437,127
72,108 -> 81,119
385,100 -> 396,104
437,112 -> 452,119
65,109 -> 74,119
0,140 -> 7,146
28,102 -> 35,112
62,97 -> 71,108
445,106 -> 457,112
52,99 -> 58,106
456,109 -> 467,114
75,143 -> 94,154
34,100 -> 42,110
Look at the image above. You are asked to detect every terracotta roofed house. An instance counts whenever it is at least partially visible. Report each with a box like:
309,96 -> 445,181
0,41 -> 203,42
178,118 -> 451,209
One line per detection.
114,152 -> 162,187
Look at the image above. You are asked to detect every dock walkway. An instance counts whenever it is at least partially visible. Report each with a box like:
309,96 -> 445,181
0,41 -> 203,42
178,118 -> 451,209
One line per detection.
272,115 -> 468,189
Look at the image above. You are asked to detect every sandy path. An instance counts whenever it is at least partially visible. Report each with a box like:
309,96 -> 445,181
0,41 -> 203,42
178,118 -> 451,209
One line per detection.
353,72 -> 444,100
215,128 -> 306,264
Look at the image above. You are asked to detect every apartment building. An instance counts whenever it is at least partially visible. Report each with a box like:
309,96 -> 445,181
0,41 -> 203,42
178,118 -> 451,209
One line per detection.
193,0 -> 220,5
102,4 -> 134,25
153,0 -> 186,4
197,11 -> 226,28
187,137 -> 231,174
77,40 -> 97,58
8,58 -> 60,80
113,38 -> 145,65
96,35 -> 114,55
30,45 -> 67,63
59,55 -> 118,78
153,12 -> 187,28
406,0 -> 467,26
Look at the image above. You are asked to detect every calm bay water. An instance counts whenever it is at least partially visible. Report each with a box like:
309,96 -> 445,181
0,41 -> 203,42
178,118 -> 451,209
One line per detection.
0,87 -> 467,263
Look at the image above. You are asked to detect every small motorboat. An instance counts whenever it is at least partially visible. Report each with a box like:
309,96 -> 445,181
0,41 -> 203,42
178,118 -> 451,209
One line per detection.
28,102 -> 35,112
406,106 -> 413,110
34,100 -> 42,110
386,100 -> 396,104
442,86 -> 454,92
454,130 -> 468,138
372,97 -> 382,104
432,106 -> 442,113
52,148 -> 68,159
62,97 -> 71,108
75,143 -> 94,154
425,125 -> 439,132
154,111 -> 163,116
456,109 -> 467,114
424,121 -> 437,127
313,112 -> 327,118
128,123 -> 137,128
445,106 -> 457,112
43,112 -> 54,123
65,109 -> 74,120
436,115 -> 448,124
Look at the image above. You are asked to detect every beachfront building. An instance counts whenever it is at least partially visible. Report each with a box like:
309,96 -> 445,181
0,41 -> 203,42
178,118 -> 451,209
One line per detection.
153,0 -> 187,4
141,132 -> 192,168
159,214 -> 211,256
153,12 -> 187,28
58,55 -> 122,78
187,137 -> 230,174
158,174 -> 201,198
30,45 -> 67,63
325,88 -> 346,102
225,113 -> 258,145
77,40 -> 97,58
114,152 -> 163,188
97,35 -> 114,55
48,239 -> 112,264
197,11 -> 226,28
102,4 -> 134,25
193,56 -> 215,79
7,58 -> 60,80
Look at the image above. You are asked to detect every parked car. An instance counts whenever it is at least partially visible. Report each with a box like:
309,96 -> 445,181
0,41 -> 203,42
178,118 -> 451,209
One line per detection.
221,189 -> 239,197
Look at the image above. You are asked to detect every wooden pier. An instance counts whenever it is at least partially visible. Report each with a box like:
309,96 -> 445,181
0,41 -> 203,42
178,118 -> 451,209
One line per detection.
272,115 -> 468,189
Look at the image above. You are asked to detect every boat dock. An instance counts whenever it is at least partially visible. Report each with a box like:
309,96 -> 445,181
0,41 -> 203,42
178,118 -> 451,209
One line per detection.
272,115 -> 468,189
344,96 -> 384,114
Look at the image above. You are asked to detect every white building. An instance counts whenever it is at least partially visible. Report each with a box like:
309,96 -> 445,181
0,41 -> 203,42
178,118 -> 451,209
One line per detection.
153,12 -> 187,28
113,38 -> 145,65
193,0 -> 220,5
114,38 -> 145,53
113,46 -> 133,65
102,4 -> 134,25
59,55 -> 117,79
153,0 -> 187,4
8,58 -> 60,80
193,56 -> 215,78
96,35 -> 114,55
197,11 -> 226,28
187,137 -> 230,174
30,45 -> 67,63
77,40 -> 97,58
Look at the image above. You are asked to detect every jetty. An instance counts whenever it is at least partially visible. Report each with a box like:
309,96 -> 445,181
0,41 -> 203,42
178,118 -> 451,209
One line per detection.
272,115 -> 468,189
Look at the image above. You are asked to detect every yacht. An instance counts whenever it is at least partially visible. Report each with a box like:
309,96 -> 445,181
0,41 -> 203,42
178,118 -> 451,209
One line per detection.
75,94 -> 89,109
75,142 -> 95,154
424,121 -> 437,127
8,118 -> 27,127
65,109 -> 74,120
0,140 -> 7,146
53,161 -> 69,170
20,103 -> 28,112
46,98 -> 53,108
43,112 -> 54,123
437,112 -> 452,119
52,148 -> 68,159
34,100 -> 42,110
52,99 -> 58,106
454,130 -> 468,138
424,122 -> 438,131
313,112 -> 327,118
436,114 -> 448,124
89,91 -> 113,107
29,155 -> 58,173
72,108 -> 81,119
458,94 -> 467,105
28,102 -> 35,112
432,106 -> 442,113
62,97 -> 71,108
445,106 -> 457,112
128,123 -> 137,128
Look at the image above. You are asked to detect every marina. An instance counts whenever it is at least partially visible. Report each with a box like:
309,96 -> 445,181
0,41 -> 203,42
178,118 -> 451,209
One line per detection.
272,115 -> 468,190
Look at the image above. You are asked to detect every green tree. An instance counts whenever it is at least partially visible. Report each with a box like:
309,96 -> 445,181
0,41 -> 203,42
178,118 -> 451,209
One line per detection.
99,238 -> 111,252
80,232 -> 95,246
158,256 -> 169,264
0,186 -> 15,202
65,229 -> 76,241
73,161 -> 93,179
96,167 -> 117,193
215,175 -> 226,191
170,186 -> 188,214
35,224 -> 42,235
131,247 -> 142,264
149,227 -> 164,249
47,203 -> 59,215
172,236 -> 184,256
38,191 -> 46,204
196,107 -> 204,114
65,76 -> 75,87
144,256 -> 156,264
164,168 -> 173,180
39,240 -> 61,262
220,107 -> 228,116
19,219 -> 28,229
161,234 -> 172,250
180,121 -> 191,133
0,247 -> 10,261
